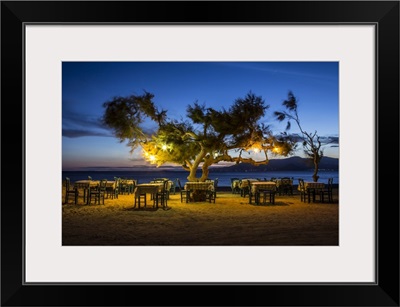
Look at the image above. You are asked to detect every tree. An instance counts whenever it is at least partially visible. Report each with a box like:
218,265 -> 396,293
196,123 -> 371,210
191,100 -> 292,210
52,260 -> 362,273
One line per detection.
274,91 -> 326,182
102,91 -> 295,182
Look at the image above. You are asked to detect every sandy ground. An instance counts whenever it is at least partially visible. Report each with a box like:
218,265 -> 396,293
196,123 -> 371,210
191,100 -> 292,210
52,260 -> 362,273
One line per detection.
62,187 -> 339,246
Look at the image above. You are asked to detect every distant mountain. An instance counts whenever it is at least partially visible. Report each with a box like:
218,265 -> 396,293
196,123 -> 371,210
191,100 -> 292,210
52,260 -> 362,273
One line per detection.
212,156 -> 338,172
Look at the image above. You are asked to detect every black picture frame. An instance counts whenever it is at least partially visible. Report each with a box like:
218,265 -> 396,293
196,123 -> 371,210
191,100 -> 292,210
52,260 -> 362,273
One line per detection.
1,1 -> 399,306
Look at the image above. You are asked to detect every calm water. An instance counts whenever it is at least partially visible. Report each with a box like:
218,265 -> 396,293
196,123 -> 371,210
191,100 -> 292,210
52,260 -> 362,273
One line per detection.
62,169 -> 339,187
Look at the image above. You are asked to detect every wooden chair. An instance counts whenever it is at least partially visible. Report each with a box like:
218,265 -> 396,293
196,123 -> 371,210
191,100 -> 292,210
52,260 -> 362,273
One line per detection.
106,177 -> 119,199
170,179 -> 177,195
298,179 -> 307,202
206,179 -> 218,203
279,177 -> 293,195
154,179 -> 170,209
89,179 -> 107,205
64,177 -> 78,204
177,179 -> 190,203
259,188 -> 276,205
247,180 -> 258,204
230,178 -> 240,194
240,179 -> 250,197
321,178 -> 334,203
119,179 -> 131,195
134,187 -> 147,208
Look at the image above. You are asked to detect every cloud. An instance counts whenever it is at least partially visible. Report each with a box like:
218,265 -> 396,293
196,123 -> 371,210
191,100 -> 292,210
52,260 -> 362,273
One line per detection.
62,109 -> 105,129
322,136 -> 339,144
62,104 -> 113,138
62,129 -> 112,138
277,133 -> 339,145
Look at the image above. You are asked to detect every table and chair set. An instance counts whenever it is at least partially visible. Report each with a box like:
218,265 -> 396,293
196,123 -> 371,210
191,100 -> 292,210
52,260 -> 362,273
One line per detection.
230,178 -> 278,205
133,178 -> 174,210
230,177 -> 334,205
64,177 -> 136,205
64,175 -> 334,208
177,180 -> 217,203
297,178 -> 334,203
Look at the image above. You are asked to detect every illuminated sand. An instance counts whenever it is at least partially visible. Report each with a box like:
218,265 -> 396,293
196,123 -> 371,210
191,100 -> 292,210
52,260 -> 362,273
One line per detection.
62,189 -> 339,246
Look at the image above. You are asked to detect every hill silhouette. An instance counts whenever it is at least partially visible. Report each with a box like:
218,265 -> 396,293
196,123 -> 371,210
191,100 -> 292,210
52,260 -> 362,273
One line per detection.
212,156 -> 338,172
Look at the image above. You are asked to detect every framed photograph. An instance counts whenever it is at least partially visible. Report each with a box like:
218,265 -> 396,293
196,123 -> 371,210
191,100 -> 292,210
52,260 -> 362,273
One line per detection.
2,1 -> 399,306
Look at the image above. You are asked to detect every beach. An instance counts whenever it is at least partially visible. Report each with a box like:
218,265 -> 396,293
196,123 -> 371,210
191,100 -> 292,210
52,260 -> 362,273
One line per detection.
62,188 -> 339,246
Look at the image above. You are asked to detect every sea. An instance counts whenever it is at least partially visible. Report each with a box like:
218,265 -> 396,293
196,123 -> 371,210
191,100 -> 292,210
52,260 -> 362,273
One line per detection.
62,169 -> 339,187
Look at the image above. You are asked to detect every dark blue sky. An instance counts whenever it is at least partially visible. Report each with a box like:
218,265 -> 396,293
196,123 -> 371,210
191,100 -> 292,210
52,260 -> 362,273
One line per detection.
62,62 -> 339,170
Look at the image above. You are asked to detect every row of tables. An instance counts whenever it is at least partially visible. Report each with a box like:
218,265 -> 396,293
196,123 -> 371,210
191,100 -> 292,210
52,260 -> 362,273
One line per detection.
73,179 -> 136,205
134,181 -> 216,206
69,178 -> 326,207
232,179 -> 326,205
133,180 -> 174,210
70,179 -> 173,209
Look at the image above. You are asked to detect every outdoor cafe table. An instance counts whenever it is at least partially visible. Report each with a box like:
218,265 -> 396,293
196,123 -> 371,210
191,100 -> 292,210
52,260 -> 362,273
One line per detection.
150,180 -> 174,199
303,181 -> 325,203
74,180 -> 117,204
184,182 -> 214,202
238,179 -> 259,197
231,179 -> 241,194
275,178 -> 293,188
250,181 -> 277,205
119,179 -> 136,194
133,183 -> 163,208
275,178 -> 294,195
74,180 -> 100,204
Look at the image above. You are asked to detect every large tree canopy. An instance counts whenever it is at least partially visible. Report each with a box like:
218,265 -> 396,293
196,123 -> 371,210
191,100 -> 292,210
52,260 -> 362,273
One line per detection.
102,91 -> 295,182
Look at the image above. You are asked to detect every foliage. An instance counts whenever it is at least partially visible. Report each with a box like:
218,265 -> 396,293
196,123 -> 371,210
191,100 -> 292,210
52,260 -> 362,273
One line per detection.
102,91 -> 296,182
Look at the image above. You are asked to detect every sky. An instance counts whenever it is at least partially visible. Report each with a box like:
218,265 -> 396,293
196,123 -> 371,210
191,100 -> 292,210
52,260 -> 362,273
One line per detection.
62,62 -> 339,171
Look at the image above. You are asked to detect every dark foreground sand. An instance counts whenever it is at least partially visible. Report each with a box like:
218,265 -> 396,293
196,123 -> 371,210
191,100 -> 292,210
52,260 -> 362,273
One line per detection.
62,188 -> 339,246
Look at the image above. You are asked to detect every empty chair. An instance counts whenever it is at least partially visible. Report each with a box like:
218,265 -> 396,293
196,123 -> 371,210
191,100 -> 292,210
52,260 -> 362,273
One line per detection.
297,179 -> 306,202
170,179 -> 177,195
240,179 -> 250,197
247,180 -> 257,203
152,178 -> 172,200
213,178 -> 218,199
154,179 -> 170,209
279,177 -> 293,195
106,177 -> 119,199
89,179 -> 107,205
259,188 -> 276,205
134,187 -> 147,208
119,179 -> 131,195
231,178 -> 241,194
321,178 -> 334,203
64,177 -> 78,204
206,179 -> 218,203
177,179 -> 190,203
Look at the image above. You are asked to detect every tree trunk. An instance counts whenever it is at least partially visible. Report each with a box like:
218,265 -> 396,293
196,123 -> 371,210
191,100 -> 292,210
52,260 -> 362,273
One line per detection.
312,161 -> 320,182
186,150 -> 207,182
